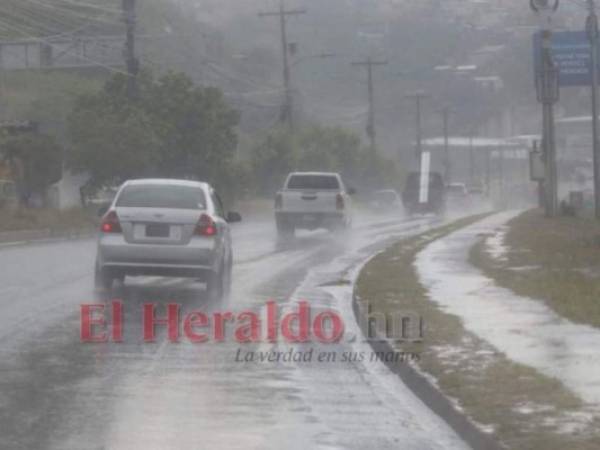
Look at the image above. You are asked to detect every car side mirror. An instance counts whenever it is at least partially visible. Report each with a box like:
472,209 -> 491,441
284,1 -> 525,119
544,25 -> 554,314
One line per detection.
97,205 -> 109,217
347,187 -> 357,196
226,211 -> 242,223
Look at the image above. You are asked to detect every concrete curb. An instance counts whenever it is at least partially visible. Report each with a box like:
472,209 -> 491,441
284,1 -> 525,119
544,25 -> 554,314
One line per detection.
352,259 -> 505,450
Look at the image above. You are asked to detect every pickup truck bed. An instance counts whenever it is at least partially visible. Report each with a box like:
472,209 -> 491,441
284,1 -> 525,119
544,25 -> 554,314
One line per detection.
275,172 -> 352,236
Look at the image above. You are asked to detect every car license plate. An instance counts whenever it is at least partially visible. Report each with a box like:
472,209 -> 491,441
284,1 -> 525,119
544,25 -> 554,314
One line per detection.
302,214 -> 317,222
146,223 -> 169,238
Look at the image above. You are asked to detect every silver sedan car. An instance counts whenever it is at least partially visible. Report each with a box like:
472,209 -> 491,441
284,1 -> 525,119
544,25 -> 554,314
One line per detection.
94,179 -> 241,298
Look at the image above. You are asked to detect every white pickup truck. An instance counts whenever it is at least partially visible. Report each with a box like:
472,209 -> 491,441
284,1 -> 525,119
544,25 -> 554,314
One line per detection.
274,172 -> 354,237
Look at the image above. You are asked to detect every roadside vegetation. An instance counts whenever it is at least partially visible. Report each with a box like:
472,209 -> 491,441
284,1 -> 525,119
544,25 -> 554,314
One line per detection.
249,125 -> 400,197
471,209 -> 600,329
0,0 -> 402,226
356,215 -> 600,450
0,207 -> 96,234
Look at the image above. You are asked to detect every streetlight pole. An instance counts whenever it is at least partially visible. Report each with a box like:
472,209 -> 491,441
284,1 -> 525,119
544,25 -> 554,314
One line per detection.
531,0 -> 560,217
587,0 -> 600,218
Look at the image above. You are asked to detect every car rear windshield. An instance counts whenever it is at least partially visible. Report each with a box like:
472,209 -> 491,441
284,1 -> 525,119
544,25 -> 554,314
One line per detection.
116,184 -> 207,210
287,175 -> 340,190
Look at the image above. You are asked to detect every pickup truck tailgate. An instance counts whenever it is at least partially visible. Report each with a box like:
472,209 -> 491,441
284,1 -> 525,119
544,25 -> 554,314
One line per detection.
281,190 -> 340,213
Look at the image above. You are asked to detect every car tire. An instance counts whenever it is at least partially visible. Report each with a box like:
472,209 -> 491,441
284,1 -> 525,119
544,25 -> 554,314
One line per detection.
94,262 -> 113,292
206,264 -> 226,302
276,218 -> 294,238
224,257 -> 233,300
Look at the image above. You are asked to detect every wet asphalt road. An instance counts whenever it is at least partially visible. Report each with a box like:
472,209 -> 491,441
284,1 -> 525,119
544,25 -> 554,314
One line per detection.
0,212 -> 470,450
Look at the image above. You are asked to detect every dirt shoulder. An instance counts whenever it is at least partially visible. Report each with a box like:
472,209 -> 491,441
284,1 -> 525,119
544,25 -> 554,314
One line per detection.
0,208 -> 97,235
470,209 -> 600,329
355,214 -> 599,450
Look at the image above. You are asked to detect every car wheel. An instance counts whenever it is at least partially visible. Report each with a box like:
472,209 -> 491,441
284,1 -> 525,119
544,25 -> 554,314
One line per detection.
94,262 -> 113,292
223,256 -> 233,300
206,265 -> 225,302
276,218 -> 294,238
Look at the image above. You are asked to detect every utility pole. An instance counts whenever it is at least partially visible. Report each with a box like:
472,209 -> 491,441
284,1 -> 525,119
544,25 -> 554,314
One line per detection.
351,57 -> 388,152
532,0 -> 560,217
469,131 -> 475,186
406,91 -> 429,161
485,148 -> 492,196
259,0 -> 306,130
587,0 -> 600,218
540,30 -> 559,217
437,107 -> 452,182
122,0 -> 139,99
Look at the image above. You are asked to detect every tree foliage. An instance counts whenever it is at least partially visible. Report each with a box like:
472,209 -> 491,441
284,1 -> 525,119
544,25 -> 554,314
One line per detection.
250,125 -> 399,196
250,127 -> 299,196
67,71 -> 240,191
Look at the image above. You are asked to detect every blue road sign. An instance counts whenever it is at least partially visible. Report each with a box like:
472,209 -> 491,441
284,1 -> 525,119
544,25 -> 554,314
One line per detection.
533,31 -> 600,87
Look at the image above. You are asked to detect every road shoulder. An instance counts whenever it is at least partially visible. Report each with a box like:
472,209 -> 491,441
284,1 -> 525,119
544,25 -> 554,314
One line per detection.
355,213 -> 599,450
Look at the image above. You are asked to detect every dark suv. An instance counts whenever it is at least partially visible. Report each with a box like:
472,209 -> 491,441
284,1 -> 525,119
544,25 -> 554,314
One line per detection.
402,172 -> 446,215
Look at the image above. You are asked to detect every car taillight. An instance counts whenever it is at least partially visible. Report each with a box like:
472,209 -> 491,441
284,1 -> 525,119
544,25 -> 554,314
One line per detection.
101,211 -> 122,233
275,193 -> 283,210
196,213 -> 217,236
336,193 -> 345,211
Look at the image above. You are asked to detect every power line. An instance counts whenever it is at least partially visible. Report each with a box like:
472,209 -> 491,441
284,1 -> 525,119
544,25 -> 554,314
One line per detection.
21,0 -> 123,28
0,17 -> 132,76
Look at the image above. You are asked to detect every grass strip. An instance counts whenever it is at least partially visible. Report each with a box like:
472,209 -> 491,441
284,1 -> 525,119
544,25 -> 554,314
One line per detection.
470,209 -> 600,329
356,214 -> 599,450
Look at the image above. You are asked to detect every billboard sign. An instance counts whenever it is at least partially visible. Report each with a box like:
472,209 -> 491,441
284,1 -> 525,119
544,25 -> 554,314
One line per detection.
533,31 -> 599,87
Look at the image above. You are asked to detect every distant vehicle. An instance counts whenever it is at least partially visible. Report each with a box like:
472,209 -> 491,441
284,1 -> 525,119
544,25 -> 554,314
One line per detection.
402,171 -> 446,215
275,172 -> 354,237
467,183 -> 486,197
94,179 -> 242,299
468,186 -> 485,197
446,182 -> 468,196
446,182 -> 471,208
0,180 -> 17,209
370,189 -> 403,212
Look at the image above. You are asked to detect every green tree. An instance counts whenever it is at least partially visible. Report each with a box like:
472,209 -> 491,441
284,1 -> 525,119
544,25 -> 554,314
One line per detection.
297,125 -> 363,183
250,127 -> 298,196
142,72 -> 240,180
67,71 -> 240,192
68,99 -> 160,191
250,124 -> 399,196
